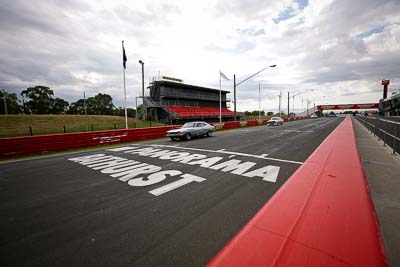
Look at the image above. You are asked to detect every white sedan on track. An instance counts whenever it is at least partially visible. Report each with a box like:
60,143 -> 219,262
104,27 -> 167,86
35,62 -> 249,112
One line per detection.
166,121 -> 215,141
267,117 -> 284,126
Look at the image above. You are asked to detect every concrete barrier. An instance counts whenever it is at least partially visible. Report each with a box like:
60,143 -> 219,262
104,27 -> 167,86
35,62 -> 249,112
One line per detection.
0,117 -> 310,158
207,116 -> 388,267
221,121 -> 241,129
0,126 -> 177,158
246,120 -> 259,127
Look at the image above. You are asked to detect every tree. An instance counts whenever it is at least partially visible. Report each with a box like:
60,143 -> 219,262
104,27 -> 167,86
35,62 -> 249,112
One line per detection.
68,93 -> 114,115
114,107 -> 136,117
1,90 -> 21,114
90,93 -> 114,115
68,99 -> 86,114
21,86 -> 54,114
51,98 -> 69,114
267,111 -> 274,116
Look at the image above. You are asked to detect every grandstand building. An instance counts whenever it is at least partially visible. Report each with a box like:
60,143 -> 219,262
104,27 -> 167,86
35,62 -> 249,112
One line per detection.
378,80 -> 400,116
379,90 -> 400,116
143,76 -> 236,123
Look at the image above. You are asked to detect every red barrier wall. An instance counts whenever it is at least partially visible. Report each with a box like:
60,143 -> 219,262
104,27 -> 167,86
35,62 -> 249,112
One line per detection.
0,126 -> 177,158
246,120 -> 259,127
207,116 -> 387,267
222,121 -> 241,129
0,117 -> 310,158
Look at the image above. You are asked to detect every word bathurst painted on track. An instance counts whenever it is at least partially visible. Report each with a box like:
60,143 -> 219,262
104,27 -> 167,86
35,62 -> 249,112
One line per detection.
68,145 -> 280,196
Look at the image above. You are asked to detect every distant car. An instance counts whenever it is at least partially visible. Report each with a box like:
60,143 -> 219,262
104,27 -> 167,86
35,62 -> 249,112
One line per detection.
310,114 -> 317,119
267,117 -> 284,126
166,121 -> 215,141
327,112 -> 337,117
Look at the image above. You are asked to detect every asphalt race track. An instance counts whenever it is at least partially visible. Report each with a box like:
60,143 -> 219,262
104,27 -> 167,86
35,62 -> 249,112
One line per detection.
0,117 -> 343,267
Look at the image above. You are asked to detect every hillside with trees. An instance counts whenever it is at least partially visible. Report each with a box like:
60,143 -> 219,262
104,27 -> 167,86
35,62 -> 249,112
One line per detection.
1,86 -> 136,117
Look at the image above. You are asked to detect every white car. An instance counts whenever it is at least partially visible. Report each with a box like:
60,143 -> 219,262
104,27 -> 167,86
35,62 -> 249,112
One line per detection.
310,114 -> 317,119
166,121 -> 215,141
267,117 -> 284,126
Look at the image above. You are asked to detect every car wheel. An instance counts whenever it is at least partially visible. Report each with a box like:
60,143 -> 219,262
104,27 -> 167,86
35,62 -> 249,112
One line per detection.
206,130 -> 213,137
170,137 -> 177,141
184,133 -> 192,141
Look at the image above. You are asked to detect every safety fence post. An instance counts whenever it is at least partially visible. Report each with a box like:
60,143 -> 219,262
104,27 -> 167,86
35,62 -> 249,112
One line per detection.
394,123 -> 398,155
383,120 -> 387,147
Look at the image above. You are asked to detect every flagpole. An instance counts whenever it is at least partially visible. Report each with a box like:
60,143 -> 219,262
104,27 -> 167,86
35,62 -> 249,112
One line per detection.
123,67 -> 127,129
219,73 -> 222,124
122,41 -> 128,129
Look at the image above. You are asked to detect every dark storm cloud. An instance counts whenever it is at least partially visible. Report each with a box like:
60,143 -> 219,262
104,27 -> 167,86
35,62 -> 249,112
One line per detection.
264,0 -> 400,88
0,0 -> 94,97
0,0 -> 183,107
0,0 -> 399,110
0,0 -> 90,36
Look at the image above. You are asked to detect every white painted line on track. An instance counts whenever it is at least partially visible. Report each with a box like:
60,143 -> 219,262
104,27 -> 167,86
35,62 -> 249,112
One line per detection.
147,144 -> 303,165
264,129 -> 314,133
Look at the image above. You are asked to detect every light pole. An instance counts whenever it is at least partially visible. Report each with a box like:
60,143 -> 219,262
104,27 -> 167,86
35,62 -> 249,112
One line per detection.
278,90 -> 282,118
84,91 -> 88,131
292,89 -> 314,116
307,96 -> 325,116
287,91 -> 290,118
234,64 -> 276,120
135,96 -> 138,121
2,90 -> 7,115
139,60 -> 145,120
258,83 -> 261,121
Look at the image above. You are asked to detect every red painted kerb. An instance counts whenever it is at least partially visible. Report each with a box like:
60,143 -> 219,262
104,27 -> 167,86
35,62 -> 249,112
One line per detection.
207,116 -> 388,267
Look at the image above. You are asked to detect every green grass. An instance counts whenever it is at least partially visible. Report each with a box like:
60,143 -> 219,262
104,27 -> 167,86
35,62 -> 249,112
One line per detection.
0,115 -> 165,138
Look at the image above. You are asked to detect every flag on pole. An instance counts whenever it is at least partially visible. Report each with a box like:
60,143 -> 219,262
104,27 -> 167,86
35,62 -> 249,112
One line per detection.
219,70 -> 229,80
122,41 -> 127,69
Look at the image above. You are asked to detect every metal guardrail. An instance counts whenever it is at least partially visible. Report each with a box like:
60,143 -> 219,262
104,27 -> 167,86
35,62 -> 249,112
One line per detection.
356,116 -> 400,155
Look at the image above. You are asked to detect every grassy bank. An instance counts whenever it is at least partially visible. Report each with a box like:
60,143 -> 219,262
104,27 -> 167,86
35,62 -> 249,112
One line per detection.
0,115 -> 164,137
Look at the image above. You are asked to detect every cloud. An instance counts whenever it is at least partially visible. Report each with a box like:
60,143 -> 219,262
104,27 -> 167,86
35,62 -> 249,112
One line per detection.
0,0 -> 399,112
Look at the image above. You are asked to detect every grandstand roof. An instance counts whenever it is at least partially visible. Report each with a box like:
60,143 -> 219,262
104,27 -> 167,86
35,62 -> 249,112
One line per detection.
150,80 -> 231,94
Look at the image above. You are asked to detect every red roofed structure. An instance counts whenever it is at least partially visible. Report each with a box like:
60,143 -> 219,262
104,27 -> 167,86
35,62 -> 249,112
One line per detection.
142,77 -> 237,123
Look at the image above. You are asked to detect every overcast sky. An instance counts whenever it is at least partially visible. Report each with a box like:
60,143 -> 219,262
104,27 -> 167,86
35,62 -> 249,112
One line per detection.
1,0 -> 399,112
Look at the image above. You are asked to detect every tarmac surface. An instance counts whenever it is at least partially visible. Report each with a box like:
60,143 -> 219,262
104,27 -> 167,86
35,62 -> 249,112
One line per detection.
353,117 -> 400,267
0,117 -> 343,267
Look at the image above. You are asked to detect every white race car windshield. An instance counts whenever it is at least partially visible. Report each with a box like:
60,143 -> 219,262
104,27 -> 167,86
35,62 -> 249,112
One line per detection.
182,122 -> 196,128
